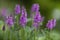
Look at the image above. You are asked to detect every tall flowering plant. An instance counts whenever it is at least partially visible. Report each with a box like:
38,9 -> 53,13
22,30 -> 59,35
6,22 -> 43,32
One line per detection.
1,3 -> 56,40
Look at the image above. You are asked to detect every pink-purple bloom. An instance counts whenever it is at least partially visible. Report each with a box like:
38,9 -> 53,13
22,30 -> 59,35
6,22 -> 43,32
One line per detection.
15,4 -> 20,14
19,7 -> 27,27
46,19 -> 56,30
1,8 -> 8,16
31,4 -> 40,12
5,15 -> 14,26
33,11 -> 44,28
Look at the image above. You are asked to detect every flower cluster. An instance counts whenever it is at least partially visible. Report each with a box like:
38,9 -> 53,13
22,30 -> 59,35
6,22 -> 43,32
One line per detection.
1,4 -> 56,30
1,8 -> 8,17
19,6 -> 27,27
15,4 -> 21,14
46,19 -> 56,30
31,4 -> 40,12
5,15 -> 14,26
33,11 -> 44,28
0,3 -> 57,40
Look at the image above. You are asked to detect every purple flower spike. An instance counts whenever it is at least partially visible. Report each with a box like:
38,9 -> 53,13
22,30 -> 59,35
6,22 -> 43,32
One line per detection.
34,12 -> 42,23
6,15 -> 14,26
46,19 -> 56,30
33,22 -> 39,28
15,4 -> 20,14
1,8 -> 7,16
31,4 -> 40,12
21,6 -> 27,17
33,11 -> 44,28
20,7 -> 27,27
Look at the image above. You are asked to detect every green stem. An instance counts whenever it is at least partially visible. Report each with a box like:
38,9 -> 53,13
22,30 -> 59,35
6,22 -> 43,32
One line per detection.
45,29 -> 52,40
16,15 -> 20,40
21,28 -> 26,40
34,29 -> 36,40
17,30 -> 20,40
10,30 -> 12,40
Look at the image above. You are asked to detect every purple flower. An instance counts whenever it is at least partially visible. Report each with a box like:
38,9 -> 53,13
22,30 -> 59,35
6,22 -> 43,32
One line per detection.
33,11 -> 44,28
1,8 -> 8,16
33,22 -> 39,28
19,7 -> 27,27
15,4 -> 20,14
1,8 -> 6,16
31,4 -> 40,12
5,15 -> 14,26
1,8 -> 12,17
46,19 -> 56,30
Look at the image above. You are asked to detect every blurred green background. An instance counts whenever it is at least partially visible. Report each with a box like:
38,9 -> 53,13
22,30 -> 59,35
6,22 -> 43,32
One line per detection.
0,0 -> 60,40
